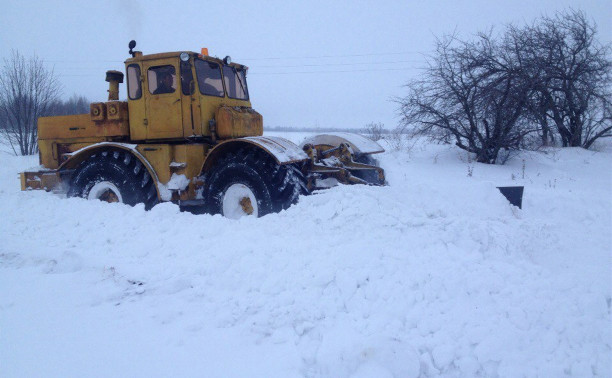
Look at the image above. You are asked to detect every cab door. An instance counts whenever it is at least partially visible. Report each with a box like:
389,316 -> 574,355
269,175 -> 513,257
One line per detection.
179,59 -> 202,137
144,62 -> 183,140
126,63 -> 146,141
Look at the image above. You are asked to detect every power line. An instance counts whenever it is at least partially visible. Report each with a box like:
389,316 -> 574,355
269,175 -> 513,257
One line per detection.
50,51 -> 428,78
236,51 -> 427,61
51,59 -> 423,70
53,59 -> 424,73
255,59 -> 423,68
57,66 -> 420,78
249,67 -> 419,75
42,50 -> 428,64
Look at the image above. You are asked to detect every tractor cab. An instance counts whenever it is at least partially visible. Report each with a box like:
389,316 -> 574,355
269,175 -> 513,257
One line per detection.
123,42 -> 258,142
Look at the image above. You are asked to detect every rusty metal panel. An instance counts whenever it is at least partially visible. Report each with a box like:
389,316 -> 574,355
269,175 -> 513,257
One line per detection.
136,144 -> 173,183
171,144 -> 208,180
170,144 -> 209,201
20,171 -> 60,191
128,97 -> 146,141
197,98 -> 253,138
90,103 -> 106,122
106,101 -> 129,121
38,139 -> 58,169
215,106 -> 263,139
39,139 -> 106,169
38,113 -> 129,140
145,93 -> 183,139
38,114 -> 92,139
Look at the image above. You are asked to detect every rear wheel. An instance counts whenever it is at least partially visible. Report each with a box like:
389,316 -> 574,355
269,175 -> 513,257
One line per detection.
67,150 -> 158,209
205,149 -> 307,219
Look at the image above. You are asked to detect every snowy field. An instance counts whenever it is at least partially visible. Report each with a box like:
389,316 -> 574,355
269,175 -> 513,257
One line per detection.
1,132 -> 610,377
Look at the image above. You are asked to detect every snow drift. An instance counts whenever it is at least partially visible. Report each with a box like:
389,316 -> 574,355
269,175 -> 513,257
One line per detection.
1,133 -> 610,377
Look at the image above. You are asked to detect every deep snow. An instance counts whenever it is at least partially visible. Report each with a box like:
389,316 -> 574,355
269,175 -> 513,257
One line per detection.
0,133 -> 610,377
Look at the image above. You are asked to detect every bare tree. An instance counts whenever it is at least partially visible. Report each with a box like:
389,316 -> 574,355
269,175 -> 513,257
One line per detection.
398,32 -> 535,164
361,122 -> 385,141
0,50 -> 61,155
522,10 -> 612,148
398,10 -> 611,159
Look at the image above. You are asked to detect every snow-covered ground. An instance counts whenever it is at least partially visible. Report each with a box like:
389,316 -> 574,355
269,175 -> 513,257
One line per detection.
1,133 -> 610,377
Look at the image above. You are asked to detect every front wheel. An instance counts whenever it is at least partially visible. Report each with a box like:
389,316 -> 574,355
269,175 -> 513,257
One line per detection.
67,150 -> 158,209
205,149 -> 307,219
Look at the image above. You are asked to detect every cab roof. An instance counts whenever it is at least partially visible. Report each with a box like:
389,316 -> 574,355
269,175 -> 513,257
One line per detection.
124,51 -> 246,69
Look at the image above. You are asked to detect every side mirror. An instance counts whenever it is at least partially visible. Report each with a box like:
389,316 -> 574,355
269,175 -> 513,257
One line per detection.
128,40 -> 137,57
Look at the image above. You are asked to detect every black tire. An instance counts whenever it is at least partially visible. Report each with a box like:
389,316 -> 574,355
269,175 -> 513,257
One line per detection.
205,148 -> 308,218
352,154 -> 384,185
67,149 -> 158,210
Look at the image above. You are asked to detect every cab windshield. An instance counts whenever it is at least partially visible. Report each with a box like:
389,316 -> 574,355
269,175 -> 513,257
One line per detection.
222,65 -> 249,100
195,59 -> 224,97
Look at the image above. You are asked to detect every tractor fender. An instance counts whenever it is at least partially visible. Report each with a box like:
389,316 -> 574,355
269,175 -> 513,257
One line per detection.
58,142 -> 162,200
201,136 -> 309,173
300,132 -> 385,155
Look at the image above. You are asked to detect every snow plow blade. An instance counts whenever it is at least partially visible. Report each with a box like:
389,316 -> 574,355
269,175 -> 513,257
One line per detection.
300,133 -> 386,191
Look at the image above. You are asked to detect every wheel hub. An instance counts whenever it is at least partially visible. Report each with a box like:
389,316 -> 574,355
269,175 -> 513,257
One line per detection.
239,196 -> 254,215
99,189 -> 120,203
88,181 -> 123,203
222,183 -> 258,219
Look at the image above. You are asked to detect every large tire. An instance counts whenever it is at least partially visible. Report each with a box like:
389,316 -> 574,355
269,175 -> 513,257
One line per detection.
67,150 -> 158,210
205,148 -> 307,218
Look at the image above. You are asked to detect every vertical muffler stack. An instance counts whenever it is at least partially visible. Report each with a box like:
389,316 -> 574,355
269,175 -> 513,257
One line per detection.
105,70 -> 124,101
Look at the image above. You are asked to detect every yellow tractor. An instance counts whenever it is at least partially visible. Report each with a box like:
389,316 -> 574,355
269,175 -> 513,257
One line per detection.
20,41 -> 385,218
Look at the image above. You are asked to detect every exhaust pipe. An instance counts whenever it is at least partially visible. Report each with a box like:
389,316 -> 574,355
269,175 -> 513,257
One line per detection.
105,70 -> 124,101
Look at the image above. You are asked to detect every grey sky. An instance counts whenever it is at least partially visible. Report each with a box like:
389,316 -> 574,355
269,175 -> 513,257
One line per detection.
1,0 -> 610,129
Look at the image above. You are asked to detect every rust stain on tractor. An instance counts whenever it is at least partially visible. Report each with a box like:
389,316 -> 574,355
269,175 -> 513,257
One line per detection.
215,106 -> 263,139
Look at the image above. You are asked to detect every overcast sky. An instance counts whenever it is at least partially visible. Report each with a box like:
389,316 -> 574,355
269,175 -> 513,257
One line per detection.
1,0 -> 610,130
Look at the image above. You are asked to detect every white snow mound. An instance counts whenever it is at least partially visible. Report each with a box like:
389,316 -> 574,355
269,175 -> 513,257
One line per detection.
0,134 -> 610,377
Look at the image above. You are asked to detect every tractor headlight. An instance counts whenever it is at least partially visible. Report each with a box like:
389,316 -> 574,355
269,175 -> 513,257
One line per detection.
180,52 -> 189,62
223,56 -> 232,65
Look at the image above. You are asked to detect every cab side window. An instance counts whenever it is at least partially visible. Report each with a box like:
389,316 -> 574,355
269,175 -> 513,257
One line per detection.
181,61 -> 194,96
148,65 -> 176,95
127,64 -> 142,100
